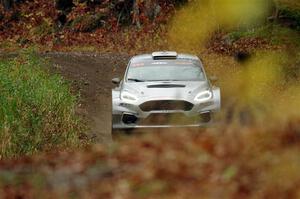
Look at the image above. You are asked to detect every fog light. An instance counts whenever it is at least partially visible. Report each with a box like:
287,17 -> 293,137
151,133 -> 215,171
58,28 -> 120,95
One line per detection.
122,114 -> 138,124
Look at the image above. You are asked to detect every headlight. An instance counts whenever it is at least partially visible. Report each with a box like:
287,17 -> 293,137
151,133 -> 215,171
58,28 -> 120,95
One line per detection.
194,90 -> 212,102
121,91 -> 138,102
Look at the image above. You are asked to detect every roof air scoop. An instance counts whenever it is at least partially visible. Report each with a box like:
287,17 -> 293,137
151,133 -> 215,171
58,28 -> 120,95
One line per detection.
152,51 -> 178,60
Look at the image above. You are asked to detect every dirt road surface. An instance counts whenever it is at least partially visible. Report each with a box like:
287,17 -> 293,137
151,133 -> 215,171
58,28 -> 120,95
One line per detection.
46,52 -> 130,143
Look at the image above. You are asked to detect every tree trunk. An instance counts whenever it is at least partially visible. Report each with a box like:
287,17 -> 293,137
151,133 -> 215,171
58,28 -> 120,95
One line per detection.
1,0 -> 14,10
273,0 -> 280,20
132,0 -> 141,28
55,0 -> 74,12
268,0 -> 280,22
132,0 -> 161,27
145,0 -> 160,21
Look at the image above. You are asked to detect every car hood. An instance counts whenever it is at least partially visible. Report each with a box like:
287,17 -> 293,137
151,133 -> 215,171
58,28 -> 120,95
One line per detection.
122,81 -> 210,101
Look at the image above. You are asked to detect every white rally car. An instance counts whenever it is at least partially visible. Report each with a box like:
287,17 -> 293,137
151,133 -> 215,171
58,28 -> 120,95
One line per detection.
112,51 -> 221,132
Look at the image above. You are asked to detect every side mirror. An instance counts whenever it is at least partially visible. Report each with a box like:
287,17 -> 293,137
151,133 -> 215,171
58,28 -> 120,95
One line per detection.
112,77 -> 120,85
209,76 -> 218,84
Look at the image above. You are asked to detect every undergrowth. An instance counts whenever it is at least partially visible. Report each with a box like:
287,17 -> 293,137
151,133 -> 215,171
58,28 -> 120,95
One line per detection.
227,23 -> 300,48
0,51 -> 81,158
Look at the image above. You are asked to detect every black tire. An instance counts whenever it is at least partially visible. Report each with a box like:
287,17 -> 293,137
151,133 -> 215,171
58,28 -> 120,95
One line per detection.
201,112 -> 212,123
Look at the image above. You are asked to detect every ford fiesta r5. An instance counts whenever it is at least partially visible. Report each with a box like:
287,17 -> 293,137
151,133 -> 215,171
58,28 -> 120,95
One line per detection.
111,51 -> 221,131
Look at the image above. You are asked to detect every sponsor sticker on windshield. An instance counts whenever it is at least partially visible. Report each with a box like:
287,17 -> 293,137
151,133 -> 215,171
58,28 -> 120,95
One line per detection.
151,62 -> 168,65
174,61 -> 193,65
131,60 -> 195,67
131,63 -> 145,67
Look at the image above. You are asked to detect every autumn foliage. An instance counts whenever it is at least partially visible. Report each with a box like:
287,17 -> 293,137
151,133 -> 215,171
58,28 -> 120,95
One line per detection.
0,0 -> 174,50
0,1 -> 300,198
0,120 -> 299,198
0,0 -> 299,54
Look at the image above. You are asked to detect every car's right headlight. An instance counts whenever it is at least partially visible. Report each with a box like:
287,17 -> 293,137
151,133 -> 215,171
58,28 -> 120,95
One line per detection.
194,90 -> 212,102
121,91 -> 138,102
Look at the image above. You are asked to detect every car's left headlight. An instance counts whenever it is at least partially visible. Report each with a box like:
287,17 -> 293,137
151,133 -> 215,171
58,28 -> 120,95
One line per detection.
194,90 -> 212,102
121,91 -> 138,102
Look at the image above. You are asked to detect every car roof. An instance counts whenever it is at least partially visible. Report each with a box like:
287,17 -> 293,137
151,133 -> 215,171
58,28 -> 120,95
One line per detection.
131,52 -> 200,63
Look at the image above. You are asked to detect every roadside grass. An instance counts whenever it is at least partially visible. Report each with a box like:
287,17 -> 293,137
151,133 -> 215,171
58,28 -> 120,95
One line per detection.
227,22 -> 300,48
225,5 -> 300,48
0,51 -> 82,158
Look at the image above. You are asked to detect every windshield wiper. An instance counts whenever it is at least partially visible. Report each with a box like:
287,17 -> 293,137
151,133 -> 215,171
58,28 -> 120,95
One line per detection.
127,78 -> 145,82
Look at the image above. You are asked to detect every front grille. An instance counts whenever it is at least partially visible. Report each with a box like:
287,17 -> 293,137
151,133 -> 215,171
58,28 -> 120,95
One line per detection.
139,100 -> 193,112
138,112 -> 210,125
147,84 -> 185,88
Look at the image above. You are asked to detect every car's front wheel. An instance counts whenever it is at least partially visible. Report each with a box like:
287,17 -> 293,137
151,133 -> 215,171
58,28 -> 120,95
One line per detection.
200,112 -> 212,123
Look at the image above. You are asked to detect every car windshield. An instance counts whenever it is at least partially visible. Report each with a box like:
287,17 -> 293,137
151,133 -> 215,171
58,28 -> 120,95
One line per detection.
126,60 -> 205,82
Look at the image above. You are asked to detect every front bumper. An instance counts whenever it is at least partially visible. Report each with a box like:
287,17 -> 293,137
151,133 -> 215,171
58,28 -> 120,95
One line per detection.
112,111 -> 214,129
112,88 -> 221,129
112,101 -> 218,129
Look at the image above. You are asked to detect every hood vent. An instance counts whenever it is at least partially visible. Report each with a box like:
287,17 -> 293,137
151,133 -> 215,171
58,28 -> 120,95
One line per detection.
147,84 -> 186,88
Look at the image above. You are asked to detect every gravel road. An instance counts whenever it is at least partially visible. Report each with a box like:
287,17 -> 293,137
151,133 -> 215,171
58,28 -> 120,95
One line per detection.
46,52 -> 130,142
